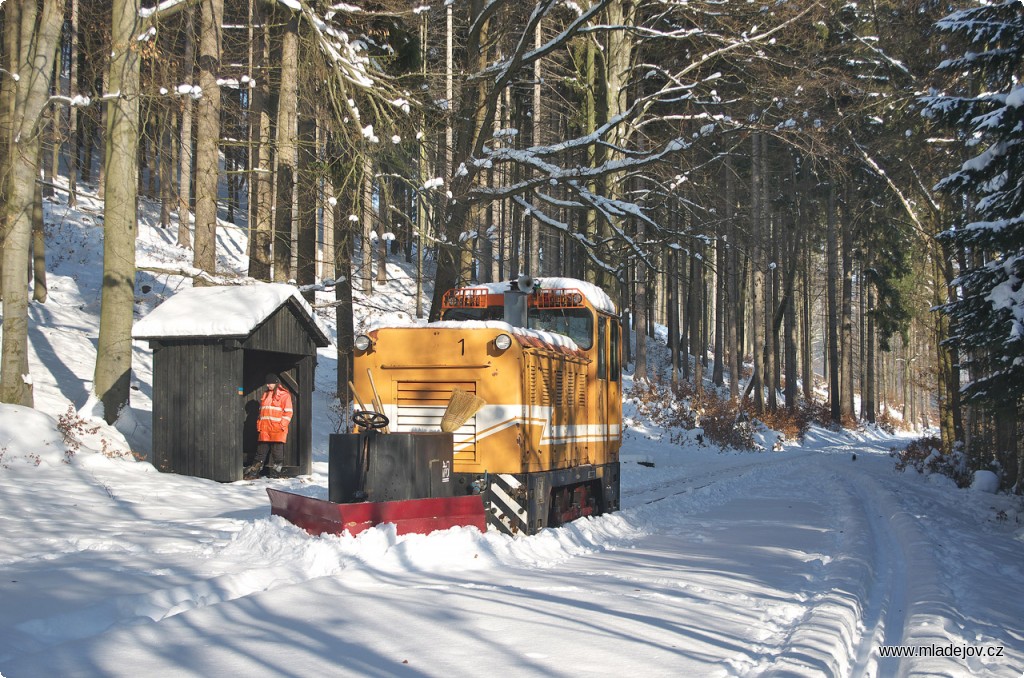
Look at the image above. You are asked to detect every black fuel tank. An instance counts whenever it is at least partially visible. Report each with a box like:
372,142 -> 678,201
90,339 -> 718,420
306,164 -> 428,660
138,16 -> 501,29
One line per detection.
328,432 -> 455,504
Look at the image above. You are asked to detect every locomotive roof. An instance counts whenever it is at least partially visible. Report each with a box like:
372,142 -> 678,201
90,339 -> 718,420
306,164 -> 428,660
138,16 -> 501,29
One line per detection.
460,277 -> 617,315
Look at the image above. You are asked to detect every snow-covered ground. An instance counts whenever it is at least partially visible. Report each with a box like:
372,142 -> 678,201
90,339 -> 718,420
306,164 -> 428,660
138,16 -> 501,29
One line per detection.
1,185 -> 1023,677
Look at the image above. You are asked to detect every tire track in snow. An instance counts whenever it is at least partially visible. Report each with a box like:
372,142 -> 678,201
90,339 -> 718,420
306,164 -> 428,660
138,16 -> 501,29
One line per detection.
755,449 -> 944,678
844,469 -> 917,678
748,463 -> 871,676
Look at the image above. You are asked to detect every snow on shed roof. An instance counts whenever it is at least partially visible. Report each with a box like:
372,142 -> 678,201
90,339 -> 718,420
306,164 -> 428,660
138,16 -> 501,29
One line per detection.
132,282 -> 331,344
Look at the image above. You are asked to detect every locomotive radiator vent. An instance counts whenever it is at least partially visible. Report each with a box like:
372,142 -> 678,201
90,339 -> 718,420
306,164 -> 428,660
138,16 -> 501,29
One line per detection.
397,381 -> 479,461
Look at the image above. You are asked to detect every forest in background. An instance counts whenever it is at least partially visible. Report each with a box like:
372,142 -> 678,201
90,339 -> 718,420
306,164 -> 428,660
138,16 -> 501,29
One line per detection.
1,0 -> 1022,490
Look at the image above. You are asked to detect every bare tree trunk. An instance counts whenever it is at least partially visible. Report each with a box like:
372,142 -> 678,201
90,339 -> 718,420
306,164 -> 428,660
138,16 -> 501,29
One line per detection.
176,6 -> 195,249
479,113 -> 495,284
634,254 -> 648,382
840,186 -> 855,422
782,159 -> 798,411
580,34 -> 600,288
801,227 -> 813,401
934,241 -> 962,452
273,11 -> 298,283
602,0 -> 633,294
192,0 -> 223,275
909,327 -> 917,428
428,0 -> 498,317
333,175 -> 355,433
783,231 -> 798,411
416,14 -> 428,318
45,22 -> 61,201
765,227 -> 778,411
826,183 -> 841,424
528,17 -> 542,276
247,1 -> 272,278
0,0 -> 22,292
864,284 -> 876,423
322,168 -> 336,281
95,0 -> 141,422
67,0 -> 80,207
486,85 -> 502,284
1,0 -> 62,406
377,171 -> 390,285
668,247 -> 679,388
878,337 -> 888,419
360,153 -> 373,293
32,150 -> 47,303
296,109 -> 317,299
160,107 -> 174,228
747,132 -> 765,413
713,223 -> 725,386
726,157 -> 740,400
680,252 -> 690,380
692,246 -> 704,395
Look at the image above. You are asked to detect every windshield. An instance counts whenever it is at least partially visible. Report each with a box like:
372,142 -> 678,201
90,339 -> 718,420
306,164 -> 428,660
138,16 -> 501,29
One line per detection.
441,303 -> 595,349
529,308 -> 594,349
441,307 -> 504,322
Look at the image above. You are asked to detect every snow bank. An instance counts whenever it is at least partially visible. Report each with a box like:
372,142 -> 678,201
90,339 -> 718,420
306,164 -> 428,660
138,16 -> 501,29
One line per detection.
970,470 -> 999,493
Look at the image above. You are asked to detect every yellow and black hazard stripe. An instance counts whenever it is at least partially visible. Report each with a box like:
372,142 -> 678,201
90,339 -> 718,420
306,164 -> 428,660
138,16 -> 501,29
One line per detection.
485,473 -> 529,536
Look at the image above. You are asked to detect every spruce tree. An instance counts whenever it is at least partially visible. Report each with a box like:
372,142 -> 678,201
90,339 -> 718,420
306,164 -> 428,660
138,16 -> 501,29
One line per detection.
924,1 -> 1024,405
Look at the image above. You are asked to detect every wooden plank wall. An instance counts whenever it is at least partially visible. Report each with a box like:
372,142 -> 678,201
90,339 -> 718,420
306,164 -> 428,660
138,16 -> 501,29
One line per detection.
245,304 -> 317,356
153,341 -> 244,482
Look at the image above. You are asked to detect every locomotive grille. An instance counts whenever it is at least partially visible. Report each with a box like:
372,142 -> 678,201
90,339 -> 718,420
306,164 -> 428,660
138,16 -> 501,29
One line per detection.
529,355 -> 564,408
396,381 -> 477,460
577,367 -> 587,406
528,354 -> 586,409
554,366 -> 564,408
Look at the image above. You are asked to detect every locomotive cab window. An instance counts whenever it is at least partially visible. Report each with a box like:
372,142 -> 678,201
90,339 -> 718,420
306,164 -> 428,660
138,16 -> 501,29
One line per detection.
529,308 -> 594,349
610,319 -> 620,381
597,316 -> 607,380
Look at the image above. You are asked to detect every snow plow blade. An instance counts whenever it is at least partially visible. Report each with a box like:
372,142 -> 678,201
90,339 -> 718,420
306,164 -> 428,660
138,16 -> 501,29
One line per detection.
267,488 -> 487,537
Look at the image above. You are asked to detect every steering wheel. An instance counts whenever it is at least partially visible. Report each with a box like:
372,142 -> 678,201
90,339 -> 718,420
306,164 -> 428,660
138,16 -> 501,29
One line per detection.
353,410 -> 390,430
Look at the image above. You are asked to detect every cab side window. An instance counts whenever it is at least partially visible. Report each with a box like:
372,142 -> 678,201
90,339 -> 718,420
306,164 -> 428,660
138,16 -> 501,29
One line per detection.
597,316 -> 607,380
610,319 -> 620,382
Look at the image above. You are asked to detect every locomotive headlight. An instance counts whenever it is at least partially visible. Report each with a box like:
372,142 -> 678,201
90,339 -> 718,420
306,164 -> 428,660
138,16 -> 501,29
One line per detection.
354,334 -> 372,351
494,333 -> 512,350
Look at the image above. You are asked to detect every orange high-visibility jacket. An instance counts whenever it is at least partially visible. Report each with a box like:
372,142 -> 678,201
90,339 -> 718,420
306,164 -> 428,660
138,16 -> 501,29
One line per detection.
257,386 -> 293,443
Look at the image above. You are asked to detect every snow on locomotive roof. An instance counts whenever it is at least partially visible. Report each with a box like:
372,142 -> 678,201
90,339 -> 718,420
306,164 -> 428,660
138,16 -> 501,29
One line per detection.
366,319 -> 580,352
133,282 -> 330,341
462,277 -> 617,314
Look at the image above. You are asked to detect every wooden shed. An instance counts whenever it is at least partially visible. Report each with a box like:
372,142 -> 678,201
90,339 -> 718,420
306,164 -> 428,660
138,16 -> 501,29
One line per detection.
133,283 -> 332,482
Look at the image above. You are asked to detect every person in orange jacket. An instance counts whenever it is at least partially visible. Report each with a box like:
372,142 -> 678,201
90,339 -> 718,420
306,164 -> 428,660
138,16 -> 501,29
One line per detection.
245,373 -> 293,479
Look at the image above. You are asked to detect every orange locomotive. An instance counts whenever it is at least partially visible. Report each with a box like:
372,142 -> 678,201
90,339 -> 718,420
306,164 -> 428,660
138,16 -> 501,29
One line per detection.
352,277 -> 622,535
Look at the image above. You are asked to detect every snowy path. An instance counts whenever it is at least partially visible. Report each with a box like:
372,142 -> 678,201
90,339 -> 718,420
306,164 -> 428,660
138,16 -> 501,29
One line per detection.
1,434 -> 1022,677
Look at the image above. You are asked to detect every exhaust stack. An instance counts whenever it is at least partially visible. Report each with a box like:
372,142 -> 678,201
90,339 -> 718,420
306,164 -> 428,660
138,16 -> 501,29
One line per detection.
504,274 -> 534,328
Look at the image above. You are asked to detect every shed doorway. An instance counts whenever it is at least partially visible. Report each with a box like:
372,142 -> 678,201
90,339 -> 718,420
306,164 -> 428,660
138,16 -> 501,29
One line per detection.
243,350 -> 302,470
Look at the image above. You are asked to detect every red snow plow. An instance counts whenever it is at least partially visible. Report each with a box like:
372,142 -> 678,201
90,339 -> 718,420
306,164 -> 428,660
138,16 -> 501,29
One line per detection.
267,489 -> 485,537
268,411 -> 487,537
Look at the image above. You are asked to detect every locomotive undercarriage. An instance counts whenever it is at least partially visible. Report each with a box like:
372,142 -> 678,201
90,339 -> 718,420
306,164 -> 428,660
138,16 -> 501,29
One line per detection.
454,461 -> 620,536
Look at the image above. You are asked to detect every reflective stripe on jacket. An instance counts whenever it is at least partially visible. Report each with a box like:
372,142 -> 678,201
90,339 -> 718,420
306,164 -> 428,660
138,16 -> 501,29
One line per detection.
257,386 -> 293,443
